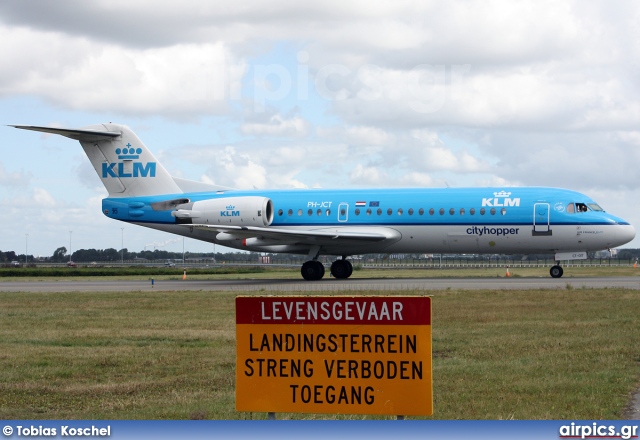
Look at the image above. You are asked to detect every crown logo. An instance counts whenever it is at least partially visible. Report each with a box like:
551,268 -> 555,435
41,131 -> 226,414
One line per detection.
494,191 -> 511,197
226,205 -> 235,210
116,143 -> 142,160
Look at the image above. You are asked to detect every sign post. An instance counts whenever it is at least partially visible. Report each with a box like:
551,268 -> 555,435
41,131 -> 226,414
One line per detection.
236,296 -> 432,416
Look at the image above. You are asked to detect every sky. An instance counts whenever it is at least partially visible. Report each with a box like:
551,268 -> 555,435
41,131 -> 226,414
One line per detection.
1,0 -> 640,258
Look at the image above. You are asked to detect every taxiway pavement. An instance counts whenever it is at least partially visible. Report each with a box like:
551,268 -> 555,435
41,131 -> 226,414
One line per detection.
2,276 -> 640,292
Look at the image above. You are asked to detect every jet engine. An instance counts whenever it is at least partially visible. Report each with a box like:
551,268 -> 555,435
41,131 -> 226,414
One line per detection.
172,196 -> 273,227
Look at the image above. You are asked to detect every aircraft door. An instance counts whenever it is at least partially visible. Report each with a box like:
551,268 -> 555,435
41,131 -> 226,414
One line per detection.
533,203 -> 551,235
338,203 -> 349,222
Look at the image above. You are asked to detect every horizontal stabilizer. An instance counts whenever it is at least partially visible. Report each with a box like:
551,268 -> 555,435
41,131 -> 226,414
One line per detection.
10,125 -> 121,142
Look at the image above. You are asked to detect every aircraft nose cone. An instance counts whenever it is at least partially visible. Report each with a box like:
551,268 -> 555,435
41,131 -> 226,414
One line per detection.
617,223 -> 636,246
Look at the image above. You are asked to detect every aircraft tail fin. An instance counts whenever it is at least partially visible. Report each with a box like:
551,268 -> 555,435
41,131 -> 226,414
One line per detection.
12,123 -> 182,197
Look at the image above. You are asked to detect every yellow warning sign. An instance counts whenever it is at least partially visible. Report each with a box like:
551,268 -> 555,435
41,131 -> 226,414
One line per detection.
236,296 -> 432,416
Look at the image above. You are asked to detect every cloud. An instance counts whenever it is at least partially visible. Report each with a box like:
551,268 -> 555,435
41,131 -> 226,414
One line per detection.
241,114 -> 310,137
349,164 -> 389,186
0,25 -> 246,117
317,125 -> 394,148
184,141 -> 334,189
2,0 -> 640,252
318,62 -> 640,134
469,130 -> 640,193
198,145 -> 268,189
3,2 -> 639,131
0,163 -> 31,187
33,188 -> 57,208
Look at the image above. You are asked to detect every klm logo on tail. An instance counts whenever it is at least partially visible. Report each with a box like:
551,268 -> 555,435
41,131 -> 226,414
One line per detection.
101,143 -> 156,178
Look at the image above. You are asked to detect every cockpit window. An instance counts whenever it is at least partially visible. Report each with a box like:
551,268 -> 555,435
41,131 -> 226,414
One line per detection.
575,203 -> 589,213
568,202 -> 594,213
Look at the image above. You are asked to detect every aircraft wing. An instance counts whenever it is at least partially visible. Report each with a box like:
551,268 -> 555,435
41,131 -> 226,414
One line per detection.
182,224 -> 400,246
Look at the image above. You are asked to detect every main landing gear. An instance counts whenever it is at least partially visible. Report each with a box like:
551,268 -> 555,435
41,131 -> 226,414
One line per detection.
301,260 -> 325,281
550,264 -> 564,278
330,258 -> 353,279
300,257 -> 353,281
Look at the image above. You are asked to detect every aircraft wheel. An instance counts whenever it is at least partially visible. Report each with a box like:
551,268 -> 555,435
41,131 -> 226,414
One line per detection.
317,262 -> 326,279
331,259 -> 353,279
301,260 -> 325,281
550,265 -> 564,278
345,260 -> 353,278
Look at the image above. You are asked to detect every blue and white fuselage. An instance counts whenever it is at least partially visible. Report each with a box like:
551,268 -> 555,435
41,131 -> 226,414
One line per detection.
12,123 -> 635,280
101,187 -> 633,256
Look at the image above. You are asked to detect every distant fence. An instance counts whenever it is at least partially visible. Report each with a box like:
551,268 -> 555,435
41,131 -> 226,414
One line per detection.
364,258 -> 637,269
356,257 -> 636,269
7,257 -> 638,269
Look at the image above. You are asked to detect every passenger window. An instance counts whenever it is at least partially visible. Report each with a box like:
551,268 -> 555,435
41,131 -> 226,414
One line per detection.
449,208 -> 455,215
501,208 -> 506,215
377,208 -> 382,215
408,208 -> 414,215
308,209 -> 313,216
419,208 -> 424,215
470,208 -> 475,215
326,209 -> 331,216
366,208 -> 372,216
429,208 -> 434,215
317,209 -> 322,216
480,208 -> 486,215
439,208 -> 444,215
459,208 -> 465,215
278,209 -> 283,216
490,208 -> 496,215
397,208 -> 403,215
355,208 -> 360,215
288,209 -> 293,216
387,208 -> 393,215
297,209 -> 302,216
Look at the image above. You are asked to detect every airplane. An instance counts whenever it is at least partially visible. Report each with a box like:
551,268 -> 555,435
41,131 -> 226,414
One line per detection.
11,123 -> 636,280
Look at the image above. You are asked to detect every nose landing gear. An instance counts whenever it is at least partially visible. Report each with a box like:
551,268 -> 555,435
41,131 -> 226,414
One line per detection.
549,264 -> 564,278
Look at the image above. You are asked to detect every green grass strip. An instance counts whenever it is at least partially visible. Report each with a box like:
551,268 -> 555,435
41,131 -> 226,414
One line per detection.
0,289 -> 638,419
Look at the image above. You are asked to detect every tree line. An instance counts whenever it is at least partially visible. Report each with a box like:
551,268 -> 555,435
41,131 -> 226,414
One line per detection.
0,247 -> 288,263
2,247 -> 640,264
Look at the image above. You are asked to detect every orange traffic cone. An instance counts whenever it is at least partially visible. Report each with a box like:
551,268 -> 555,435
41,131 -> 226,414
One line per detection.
182,270 -> 187,280
634,261 -> 637,268
505,267 -> 511,277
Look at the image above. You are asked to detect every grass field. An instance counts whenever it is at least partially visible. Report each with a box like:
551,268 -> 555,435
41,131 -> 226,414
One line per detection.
0,288 -> 638,420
